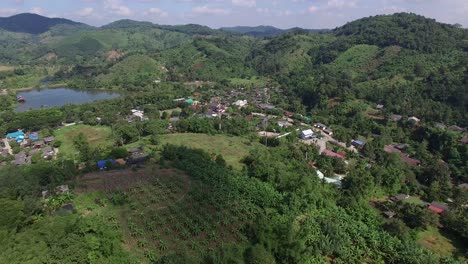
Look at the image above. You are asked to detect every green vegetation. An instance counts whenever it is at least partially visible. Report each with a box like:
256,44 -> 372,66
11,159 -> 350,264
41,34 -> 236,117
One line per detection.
417,227 -> 457,257
55,125 -> 113,158
0,12 -> 466,263
160,133 -> 263,169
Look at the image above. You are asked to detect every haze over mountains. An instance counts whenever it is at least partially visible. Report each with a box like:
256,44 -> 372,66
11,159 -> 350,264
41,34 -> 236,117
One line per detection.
0,13 -> 329,37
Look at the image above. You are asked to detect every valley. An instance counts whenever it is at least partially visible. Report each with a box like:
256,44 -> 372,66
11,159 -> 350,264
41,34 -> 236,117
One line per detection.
0,11 -> 466,264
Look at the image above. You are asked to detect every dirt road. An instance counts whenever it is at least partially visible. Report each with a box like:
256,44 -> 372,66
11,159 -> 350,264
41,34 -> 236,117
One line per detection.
2,138 -> 12,155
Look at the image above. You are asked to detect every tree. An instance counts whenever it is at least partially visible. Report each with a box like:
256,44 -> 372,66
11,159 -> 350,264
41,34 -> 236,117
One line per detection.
73,132 -> 92,162
245,244 -> 276,264
400,203 -> 439,229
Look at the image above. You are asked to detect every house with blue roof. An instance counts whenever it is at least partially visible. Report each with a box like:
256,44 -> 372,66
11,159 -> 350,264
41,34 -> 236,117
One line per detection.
29,133 -> 39,141
6,131 -> 25,143
351,140 -> 366,148
97,159 -> 116,170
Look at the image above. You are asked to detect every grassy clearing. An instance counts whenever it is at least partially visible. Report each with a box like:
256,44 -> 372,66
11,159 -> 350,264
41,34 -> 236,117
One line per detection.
416,227 -> 456,257
159,133 -> 262,169
0,73 -> 45,90
55,125 -> 113,158
405,196 -> 424,205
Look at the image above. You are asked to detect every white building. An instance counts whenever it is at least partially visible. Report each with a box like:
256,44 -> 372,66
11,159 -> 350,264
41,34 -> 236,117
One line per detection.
131,109 -> 147,121
233,100 -> 248,108
300,129 -> 314,139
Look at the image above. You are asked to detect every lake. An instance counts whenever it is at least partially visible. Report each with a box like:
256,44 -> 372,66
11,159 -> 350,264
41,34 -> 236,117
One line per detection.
15,88 -> 120,112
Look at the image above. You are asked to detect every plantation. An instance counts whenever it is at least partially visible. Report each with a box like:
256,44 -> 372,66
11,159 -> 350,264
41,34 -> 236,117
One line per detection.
76,165 -> 250,262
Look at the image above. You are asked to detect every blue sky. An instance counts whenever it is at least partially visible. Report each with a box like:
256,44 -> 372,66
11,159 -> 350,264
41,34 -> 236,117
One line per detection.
1,0 -> 467,28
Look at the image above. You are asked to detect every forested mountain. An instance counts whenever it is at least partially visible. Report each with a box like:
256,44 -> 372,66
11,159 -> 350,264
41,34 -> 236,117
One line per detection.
221,25 -> 329,37
0,13 -> 85,34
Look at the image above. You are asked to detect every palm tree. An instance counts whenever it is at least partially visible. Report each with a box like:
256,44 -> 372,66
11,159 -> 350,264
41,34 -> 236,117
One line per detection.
159,240 -> 168,251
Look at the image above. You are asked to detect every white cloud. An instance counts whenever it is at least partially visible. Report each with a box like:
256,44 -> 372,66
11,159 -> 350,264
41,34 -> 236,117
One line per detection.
30,7 -> 44,15
76,7 -> 94,17
0,8 -> 18,17
147,8 -> 169,18
308,5 -> 319,13
327,0 -> 357,8
232,0 -> 256,8
379,6 -> 406,14
192,6 -> 230,15
105,0 -> 133,16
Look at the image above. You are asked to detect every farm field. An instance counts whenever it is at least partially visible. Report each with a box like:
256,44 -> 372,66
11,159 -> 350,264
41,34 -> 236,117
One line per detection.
159,133 -> 263,169
74,165 -> 249,262
55,124 -> 113,158
416,227 -> 458,257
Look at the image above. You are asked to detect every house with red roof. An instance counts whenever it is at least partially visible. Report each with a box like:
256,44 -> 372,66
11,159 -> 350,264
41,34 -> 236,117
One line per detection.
322,149 -> 345,159
428,202 -> 448,214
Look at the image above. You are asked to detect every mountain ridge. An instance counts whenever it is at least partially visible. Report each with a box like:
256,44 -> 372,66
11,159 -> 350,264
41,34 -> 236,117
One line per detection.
0,13 -> 86,34
220,25 -> 330,37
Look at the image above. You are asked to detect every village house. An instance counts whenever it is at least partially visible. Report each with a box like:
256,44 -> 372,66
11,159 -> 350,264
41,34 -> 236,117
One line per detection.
128,146 -> 143,154
300,129 -> 314,139
127,153 -> 150,165
384,145 -> 421,166
283,111 -> 293,118
322,149 -> 345,159
278,120 -> 293,128
351,140 -> 366,148
390,194 -> 409,202
314,123 -> 327,130
323,128 -> 333,136
428,202 -> 449,214
383,211 -> 396,218
389,114 -> 402,122
259,103 -> 275,110
43,136 -> 55,145
97,159 -> 116,170
233,100 -> 248,108
407,116 -> 420,125
6,131 -> 25,143
376,104 -> 384,110
130,109 -> 147,121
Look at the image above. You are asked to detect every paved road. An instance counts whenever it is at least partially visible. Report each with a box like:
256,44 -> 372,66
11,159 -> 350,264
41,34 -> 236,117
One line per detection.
2,138 -> 13,155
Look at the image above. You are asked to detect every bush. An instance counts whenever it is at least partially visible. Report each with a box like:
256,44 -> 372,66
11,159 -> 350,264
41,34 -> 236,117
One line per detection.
109,190 -> 129,205
52,140 -> 62,148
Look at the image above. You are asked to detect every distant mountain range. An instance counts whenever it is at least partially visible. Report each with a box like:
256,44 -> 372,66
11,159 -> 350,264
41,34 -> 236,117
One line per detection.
220,26 -> 330,37
0,13 -> 329,37
0,13 -> 85,34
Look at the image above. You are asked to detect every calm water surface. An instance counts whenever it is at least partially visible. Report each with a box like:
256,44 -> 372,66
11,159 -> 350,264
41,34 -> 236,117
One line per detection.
15,88 -> 120,112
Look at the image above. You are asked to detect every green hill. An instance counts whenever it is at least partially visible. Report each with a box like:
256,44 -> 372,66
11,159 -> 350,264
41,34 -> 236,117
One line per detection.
0,13 -> 86,34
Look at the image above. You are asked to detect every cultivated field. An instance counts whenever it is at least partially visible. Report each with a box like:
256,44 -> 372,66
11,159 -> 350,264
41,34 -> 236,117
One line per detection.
75,165 -> 248,262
